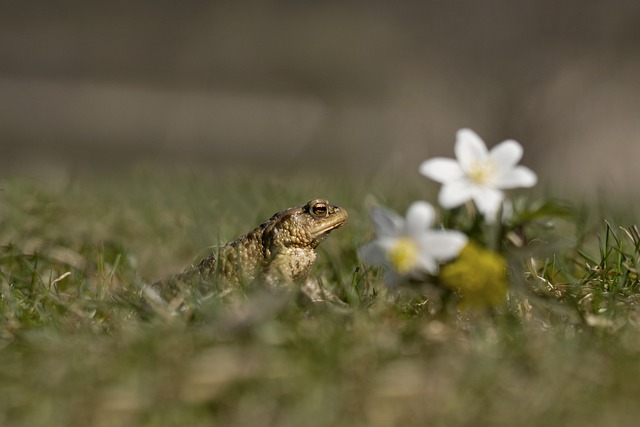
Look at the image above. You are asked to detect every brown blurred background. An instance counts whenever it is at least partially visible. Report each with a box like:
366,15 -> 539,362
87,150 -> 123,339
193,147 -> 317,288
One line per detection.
1,1 -> 640,194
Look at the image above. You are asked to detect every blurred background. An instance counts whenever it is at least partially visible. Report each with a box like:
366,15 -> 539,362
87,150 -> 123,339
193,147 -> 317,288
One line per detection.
2,0 -> 640,194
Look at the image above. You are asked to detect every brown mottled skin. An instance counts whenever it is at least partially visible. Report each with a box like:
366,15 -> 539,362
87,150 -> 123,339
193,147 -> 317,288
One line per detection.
150,199 -> 348,303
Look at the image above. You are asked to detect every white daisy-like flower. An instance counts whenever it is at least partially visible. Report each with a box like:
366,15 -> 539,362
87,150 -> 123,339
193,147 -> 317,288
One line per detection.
358,201 -> 468,282
419,128 -> 537,221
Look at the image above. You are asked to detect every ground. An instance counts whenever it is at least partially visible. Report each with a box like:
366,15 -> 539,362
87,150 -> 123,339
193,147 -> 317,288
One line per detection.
1,167 -> 640,427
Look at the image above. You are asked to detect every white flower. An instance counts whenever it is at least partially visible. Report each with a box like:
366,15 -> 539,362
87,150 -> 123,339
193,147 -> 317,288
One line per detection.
419,128 -> 537,221
358,201 -> 468,281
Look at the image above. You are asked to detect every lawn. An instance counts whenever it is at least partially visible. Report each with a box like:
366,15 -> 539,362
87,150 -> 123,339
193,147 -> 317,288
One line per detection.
1,167 -> 640,427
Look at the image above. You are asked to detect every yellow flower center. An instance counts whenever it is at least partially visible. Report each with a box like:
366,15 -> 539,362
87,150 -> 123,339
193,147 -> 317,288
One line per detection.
467,159 -> 496,185
387,237 -> 420,274
440,242 -> 508,308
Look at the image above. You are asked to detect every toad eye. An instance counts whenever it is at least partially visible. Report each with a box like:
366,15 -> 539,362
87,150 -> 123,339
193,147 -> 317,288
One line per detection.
311,202 -> 328,218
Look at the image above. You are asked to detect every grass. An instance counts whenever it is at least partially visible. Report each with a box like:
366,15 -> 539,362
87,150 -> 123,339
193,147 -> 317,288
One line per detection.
1,167 -> 640,426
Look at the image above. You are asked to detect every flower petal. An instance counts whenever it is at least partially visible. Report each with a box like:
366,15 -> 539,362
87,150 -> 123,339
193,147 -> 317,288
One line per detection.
455,128 -> 488,172
405,201 -> 435,236
494,166 -> 537,189
370,206 -> 404,237
384,269 -> 405,287
420,231 -> 468,261
471,187 -> 504,222
438,181 -> 474,208
376,237 -> 400,253
489,139 -> 523,169
419,158 -> 464,183
415,252 -> 438,275
358,240 -> 389,265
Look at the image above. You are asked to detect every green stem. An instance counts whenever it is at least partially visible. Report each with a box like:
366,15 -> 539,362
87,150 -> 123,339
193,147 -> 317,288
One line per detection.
484,204 -> 503,252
